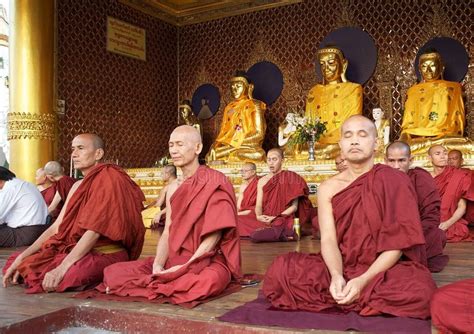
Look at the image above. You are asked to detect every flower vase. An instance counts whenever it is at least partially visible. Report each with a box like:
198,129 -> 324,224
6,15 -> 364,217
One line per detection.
308,133 -> 316,161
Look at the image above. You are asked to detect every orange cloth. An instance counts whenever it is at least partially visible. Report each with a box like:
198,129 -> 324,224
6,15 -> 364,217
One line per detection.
434,166 -> 474,242
6,163 -> 145,293
431,278 -> 474,333
263,165 -> 436,319
95,166 -> 242,306
401,80 -> 464,137
305,82 -> 362,144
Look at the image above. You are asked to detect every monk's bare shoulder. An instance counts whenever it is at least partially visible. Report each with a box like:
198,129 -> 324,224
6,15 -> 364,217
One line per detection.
258,174 -> 271,188
318,171 -> 352,200
167,179 -> 180,198
239,183 -> 248,193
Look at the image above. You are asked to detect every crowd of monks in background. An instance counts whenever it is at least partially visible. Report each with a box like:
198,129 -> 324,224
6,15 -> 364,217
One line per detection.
1,119 -> 473,333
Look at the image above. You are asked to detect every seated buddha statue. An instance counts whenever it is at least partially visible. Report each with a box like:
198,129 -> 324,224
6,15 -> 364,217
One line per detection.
400,50 -> 471,155
373,107 -> 390,155
179,100 -> 202,137
305,46 -> 363,159
206,71 -> 266,163
278,112 -> 308,160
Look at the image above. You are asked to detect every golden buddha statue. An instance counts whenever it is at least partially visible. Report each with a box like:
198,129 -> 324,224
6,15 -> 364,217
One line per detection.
305,46 -> 363,158
278,112 -> 308,160
400,50 -> 471,155
179,100 -> 202,137
373,107 -> 390,155
206,72 -> 266,163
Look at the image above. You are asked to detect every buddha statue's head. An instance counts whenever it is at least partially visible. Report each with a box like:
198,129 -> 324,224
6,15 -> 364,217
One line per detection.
419,50 -> 444,82
317,46 -> 348,85
178,100 -> 193,123
230,71 -> 253,100
372,107 -> 385,121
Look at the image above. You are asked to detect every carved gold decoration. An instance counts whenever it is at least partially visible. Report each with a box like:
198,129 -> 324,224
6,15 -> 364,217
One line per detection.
464,51 -> 474,140
119,0 -> 302,26
7,112 -> 56,141
335,0 -> 355,28
423,0 -> 454,40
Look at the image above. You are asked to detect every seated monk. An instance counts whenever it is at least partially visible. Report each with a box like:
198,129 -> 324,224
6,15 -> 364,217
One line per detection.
428,145 -> 474,242
35,168 -> 56,207
385,141 -> 448,272
2,134 -> 145,293
236,162 -> 258,217
0,167 -> 49,247
206,71 -> 266,163
334,154 -> 348,173
44,161 -> 76,220
305,46 -> 363,158
448,150 -> 474,224
431,278 -> 474,333
237,148 -> 313,242
142,164 -> 177,231
94,125 -> 241,306
263,116 -> 436,319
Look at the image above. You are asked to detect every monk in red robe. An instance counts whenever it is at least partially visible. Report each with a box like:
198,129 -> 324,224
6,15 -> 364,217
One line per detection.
263,116 -> 436,319
44,161 -> 76,220
36,168 -> 56,206
448,149 -> 474,225
94,125 -> 241,306
2,134 -> 145,294
238,148 -> 313,242
385,141 -> 448,272
429,145 -> 474,242
431,278 -> 474,333
236,162 -> 259,236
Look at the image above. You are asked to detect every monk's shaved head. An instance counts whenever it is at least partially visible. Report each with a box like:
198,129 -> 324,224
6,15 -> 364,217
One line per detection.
448,149 -> 463,168
163,164 -> 177,177
428,144 -> 446,156
243,162 -> 257,171
341,115 -> 377,138
386,141 -> 411,158
448,149 -> 462,159
171,125 -> 202,144
267,148 -> 284,159
74,133 -> 104,150
44,161 -> 65,177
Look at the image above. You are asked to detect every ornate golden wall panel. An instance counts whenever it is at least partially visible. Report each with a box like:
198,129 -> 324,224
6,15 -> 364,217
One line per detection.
57,0 -> 177,168
178,0 -> 473,154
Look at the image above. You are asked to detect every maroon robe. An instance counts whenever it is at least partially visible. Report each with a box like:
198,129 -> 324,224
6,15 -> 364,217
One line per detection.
462,168 -> 474,224
50,175 -> 76,219
407,167 -> 448,272
3,164 -> 145,293
263,164 -> 436,319
93,166 -> 242,306
434,166 -> 474,242
40,185 -> 56,206
431,278 -> 474,333
236,176 -> 259,237
239,171 -> 313,242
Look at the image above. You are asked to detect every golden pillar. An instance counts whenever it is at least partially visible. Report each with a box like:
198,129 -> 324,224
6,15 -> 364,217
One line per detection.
7,0 -> 56,183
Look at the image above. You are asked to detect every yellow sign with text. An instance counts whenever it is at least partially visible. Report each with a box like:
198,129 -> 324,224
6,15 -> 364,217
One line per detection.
107,17 -> 146,61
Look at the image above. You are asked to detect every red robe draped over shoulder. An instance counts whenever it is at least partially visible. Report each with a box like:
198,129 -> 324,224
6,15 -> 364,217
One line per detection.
239,171 -> 313,241
434,166 -> 474,242
431,278 -> 474,333
95,166 -> 242,306
263,164 -> 436,319
41,185 -> 56,206
50,176 -> 76,219
6,164 -> 145,293
240,176 -> 259,212
407,167 -> 448,272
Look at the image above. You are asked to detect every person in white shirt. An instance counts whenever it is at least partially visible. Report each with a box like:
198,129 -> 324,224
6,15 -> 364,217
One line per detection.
0,167 -> 49,247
